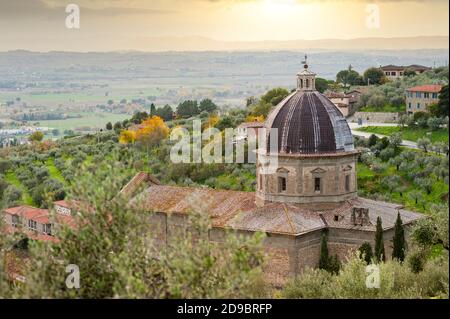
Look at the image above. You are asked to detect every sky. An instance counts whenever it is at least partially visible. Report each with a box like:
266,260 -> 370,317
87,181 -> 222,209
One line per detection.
0,0 -> 448,51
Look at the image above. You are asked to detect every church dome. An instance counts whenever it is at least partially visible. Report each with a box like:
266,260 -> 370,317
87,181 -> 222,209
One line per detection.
265,62 -> 354,154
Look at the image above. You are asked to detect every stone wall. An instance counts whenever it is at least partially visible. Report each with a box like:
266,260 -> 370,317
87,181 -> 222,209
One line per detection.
256,153 -> 358,206
142,210 -> 414,287
351,112 -> 400,123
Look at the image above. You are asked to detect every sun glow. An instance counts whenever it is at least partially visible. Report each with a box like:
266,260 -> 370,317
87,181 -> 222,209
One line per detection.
262,0 -> 298,16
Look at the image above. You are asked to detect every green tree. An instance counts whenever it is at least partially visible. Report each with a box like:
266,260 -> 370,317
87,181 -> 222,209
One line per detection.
199,99 -> 218,113
250,101 -> 273,118
260,88 -> 289,106
403,68 -> 417,77
358,242 -> 373,265
392,213 -> 406,262
389,133 -> 402,150
368,134 -> 379,147
319,231 -> 329,270
336,67 -> 363,88
374,217 -> 385,262
28,131 -> 44,142
363,67 -> 386,85
417,137 -> 432,153
315,77 -> 329,93
154,105 -> 174,121
22,159 -> 266,298
428,84 -> 449,117
150,103 -> 156,116
177,100 -> 199,118
105,122 -> 113,131
408,190 -> 424,207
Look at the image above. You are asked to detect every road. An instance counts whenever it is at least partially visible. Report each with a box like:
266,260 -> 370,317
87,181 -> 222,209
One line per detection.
348,122 -> 419,150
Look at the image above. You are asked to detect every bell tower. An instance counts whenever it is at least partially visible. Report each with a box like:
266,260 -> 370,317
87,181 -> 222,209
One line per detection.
296,54 -> 316,91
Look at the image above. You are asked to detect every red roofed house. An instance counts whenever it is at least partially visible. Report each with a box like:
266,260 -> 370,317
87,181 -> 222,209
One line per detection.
2,200 -> 77,243
406,84 -> 443,114
380,64 -> 431,81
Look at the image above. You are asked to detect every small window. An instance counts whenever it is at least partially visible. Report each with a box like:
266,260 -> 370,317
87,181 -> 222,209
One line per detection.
417,103 -> 421,109
416,92 -> 421,98
424,92 -> 430,99
28,220 -> 37,231
345,175 -> 350,192
334,215 -> 339,222
391,71 -> 396,76
408,103 -> 411,109
314,178 -> 321,192
278,177 -> 287,192
43,224 -> 52,236
432,93 -> 438,99
12,215 -> 20,227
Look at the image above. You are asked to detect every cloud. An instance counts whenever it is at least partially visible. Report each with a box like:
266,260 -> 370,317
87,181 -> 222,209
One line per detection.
0,0 -> 175,20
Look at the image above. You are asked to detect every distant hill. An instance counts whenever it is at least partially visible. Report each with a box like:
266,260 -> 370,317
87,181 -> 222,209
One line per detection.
128,36 -> 449,52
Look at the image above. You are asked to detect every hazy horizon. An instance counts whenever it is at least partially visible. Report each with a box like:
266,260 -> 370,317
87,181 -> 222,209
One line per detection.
0,0 -> 448,52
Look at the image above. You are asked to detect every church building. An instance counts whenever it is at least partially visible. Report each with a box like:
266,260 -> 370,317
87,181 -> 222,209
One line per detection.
122,62 -> 422,286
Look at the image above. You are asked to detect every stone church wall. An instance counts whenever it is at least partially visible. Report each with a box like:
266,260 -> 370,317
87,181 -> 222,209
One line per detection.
143,211 -> 413,287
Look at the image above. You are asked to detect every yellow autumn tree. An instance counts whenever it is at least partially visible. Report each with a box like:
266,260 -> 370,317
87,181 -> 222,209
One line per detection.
119,130 -> 136,144
246,115 -> 264,123
135,116 -> 169,155
203,115 -> 220,129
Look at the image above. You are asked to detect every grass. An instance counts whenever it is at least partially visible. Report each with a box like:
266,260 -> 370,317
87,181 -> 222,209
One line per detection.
356,126 -> 449,143
30,112 -> 130,132
45,158 -> 65,184
360,104 -> 404,113
4,171 -> 34,206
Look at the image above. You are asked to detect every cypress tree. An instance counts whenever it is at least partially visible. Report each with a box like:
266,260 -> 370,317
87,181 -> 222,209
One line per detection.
374,216 -> 385,262
319,231 -> 329,270
150,103 -> 156,116
392,212 -> 406,262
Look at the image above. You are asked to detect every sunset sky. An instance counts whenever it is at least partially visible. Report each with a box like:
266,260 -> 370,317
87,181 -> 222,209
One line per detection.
0,0 -> 448,51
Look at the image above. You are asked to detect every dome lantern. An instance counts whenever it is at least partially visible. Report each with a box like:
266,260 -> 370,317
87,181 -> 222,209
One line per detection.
296,54 -> 316,91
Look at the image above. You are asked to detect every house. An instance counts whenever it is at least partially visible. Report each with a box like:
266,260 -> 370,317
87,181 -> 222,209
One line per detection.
2,200 -> 78,243
325,90 -> 361,117
380,64 -> 431,81
405,84 -> 442,114
236,121 -> 265,140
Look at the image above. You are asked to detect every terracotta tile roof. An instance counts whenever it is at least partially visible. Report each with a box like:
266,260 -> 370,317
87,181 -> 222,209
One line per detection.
228,203 -> 326,235
321,197 -> 422,231
4,206 -> 49,221
132,185 -> 257,228
238,121 -> 265,129
406,84 -> 443,93
120,172 -> 160,197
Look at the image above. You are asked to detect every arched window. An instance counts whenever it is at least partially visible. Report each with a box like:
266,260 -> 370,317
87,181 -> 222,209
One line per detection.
300,79 -> 303,89
278,177 -> 287,192
306,79 -> 309,88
